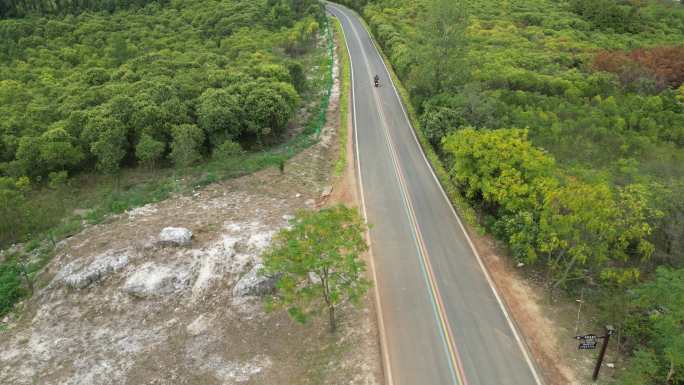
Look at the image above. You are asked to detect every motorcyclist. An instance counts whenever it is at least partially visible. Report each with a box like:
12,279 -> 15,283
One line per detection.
374,74 -> 379,87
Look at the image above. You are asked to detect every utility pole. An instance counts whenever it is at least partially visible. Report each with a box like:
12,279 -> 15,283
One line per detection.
592,325 -> 616,381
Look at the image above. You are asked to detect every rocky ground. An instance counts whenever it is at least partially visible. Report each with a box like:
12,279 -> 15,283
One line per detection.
0,33 -> 382,385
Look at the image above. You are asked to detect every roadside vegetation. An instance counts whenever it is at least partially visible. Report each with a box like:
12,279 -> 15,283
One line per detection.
335,0 -> 684,382
262,205 -> 371,333
333,18 -> 351,176
0,0 -> 335,317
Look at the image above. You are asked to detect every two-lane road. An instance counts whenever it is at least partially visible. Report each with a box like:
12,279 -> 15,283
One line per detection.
327,3 -> 544,385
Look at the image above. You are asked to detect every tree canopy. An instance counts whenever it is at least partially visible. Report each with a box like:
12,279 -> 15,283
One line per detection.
0,0 -> 325,247
262,206 -> 371,332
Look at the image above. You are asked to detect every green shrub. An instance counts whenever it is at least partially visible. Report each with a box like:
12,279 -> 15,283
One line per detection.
170,124 -> 204,168
135,134 -> 165,167
569,0 -> 642,33
48,170 -> 68,189
0,177 -> 31,248
0,258 -> 25,317
213,140 -> 244,160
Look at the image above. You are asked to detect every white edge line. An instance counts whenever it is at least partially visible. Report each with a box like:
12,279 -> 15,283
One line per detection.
328,7 -> 395,385
340,4 -> 546,385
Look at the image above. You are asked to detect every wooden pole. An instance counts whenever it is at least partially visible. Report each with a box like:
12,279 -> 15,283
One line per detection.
592,325 -> 615,381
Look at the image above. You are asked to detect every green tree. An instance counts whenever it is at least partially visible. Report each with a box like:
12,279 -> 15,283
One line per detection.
90,123 -> 127,174
538,182 -> 656,289
243,80 -> 299,141
110,34 -> 129,66
135,134 -> 165,167
83,67 -> 110,86
410,0 -> 468,96
442,128 -> 556,263
262,205 -> 371,332
38,127 -> 84,172
619,267 -> 684,384
197,88 -> 244,147
442,128 -> 556,215
169,123 -> 204,167
13,136 -> 43,177
212,139 -> 243,160
287,61 -> 306,93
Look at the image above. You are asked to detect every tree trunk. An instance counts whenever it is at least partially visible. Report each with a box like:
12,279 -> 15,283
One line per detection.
552,254 -> 577,291
328,304 -> 336,333
666,357 -> 675,383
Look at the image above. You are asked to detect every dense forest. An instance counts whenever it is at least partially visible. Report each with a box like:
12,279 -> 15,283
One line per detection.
336,0 -> 684,383
0,0 -> 327,247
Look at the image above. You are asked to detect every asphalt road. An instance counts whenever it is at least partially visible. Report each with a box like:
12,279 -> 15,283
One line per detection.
327,3 -> 544,385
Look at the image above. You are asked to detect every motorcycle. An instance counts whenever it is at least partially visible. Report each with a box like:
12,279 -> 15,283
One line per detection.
374,75 -> 380,88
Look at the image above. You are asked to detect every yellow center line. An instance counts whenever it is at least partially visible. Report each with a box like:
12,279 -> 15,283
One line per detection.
331,4 -> 546,385
372,87 -> 469,385
332,6 -> 471,384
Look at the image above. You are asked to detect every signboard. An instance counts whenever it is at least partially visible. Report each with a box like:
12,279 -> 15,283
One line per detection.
575,334 -> 598,341
576,334 -> 598,350
579,341 -> 597,350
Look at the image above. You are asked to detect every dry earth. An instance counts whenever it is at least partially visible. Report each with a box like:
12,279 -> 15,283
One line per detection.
469,233 -> 600,385
0,34 -> 382,385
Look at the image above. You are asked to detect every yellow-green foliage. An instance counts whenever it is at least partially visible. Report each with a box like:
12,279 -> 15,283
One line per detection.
262,205 -> 371,332
0,0 -> 323,181
333,17 -> 350,176
443,128 -> 658,289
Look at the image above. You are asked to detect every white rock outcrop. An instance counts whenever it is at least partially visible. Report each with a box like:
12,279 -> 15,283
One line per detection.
59,252 -> 129,289
232,264 -> 276,297
158,227 -> 193,246
123,263 -> 189,297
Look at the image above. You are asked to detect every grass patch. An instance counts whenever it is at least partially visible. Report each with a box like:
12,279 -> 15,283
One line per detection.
333,17 -> 351,176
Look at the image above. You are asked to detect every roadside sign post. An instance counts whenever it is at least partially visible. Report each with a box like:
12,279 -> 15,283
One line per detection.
575,325 -> 616,381
592,325 -> 616,381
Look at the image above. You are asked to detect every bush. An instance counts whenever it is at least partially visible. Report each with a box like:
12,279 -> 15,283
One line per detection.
48,170 -> 68,189
569,0 -> 642,33
0,258 -> 25,317
135,134 -> 165,167
0,177 -> 30,247
83,67 -> 111,86
170,124 -> 204,167
617,267 -> 684,385
212,140 -> 243,160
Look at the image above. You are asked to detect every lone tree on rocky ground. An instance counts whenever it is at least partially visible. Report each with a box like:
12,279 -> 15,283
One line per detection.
262,205 -> 371,333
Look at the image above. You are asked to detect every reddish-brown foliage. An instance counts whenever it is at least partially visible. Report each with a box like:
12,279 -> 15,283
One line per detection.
593,46 -> 684,90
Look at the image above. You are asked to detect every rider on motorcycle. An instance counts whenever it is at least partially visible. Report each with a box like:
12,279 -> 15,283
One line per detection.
373,74 -> 380,87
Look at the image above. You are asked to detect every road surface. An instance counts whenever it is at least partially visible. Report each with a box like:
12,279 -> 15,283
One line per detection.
327,3 -> 544,385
